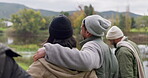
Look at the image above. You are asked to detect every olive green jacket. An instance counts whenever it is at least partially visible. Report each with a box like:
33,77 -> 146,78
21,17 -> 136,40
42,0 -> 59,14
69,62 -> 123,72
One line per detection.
115,37 -> 144,78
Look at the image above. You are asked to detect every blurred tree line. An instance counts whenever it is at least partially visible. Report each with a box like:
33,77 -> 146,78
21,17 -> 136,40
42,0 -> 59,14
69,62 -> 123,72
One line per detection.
11,9 -> 52,34
0,4 -> 147,36
110,5 -> 148,32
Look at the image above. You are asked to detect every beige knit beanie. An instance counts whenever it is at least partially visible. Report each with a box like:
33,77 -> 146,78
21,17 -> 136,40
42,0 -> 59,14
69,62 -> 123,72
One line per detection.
106,26 -> 124,39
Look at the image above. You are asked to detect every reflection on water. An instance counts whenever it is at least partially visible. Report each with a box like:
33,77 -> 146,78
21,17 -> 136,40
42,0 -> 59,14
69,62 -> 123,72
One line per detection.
7,37 -> 13,44
0,33 -> 48,45
139,45 -> 148,53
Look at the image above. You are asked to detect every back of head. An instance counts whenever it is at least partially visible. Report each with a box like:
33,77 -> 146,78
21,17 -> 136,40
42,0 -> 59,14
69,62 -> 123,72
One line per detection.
49,15 -> 73,40
47,15 -> 76,48
83,15 -> 111,37
106,26 -> 124,39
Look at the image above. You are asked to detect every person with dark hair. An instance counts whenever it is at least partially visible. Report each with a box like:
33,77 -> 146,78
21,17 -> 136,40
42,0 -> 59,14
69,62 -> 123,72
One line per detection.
27,15 -> 97,78
0,43 -> 32,78
34,15 -> 119,78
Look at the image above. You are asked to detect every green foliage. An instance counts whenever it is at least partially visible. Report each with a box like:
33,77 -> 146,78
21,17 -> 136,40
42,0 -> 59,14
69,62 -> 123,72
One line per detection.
16,57 -> 33,70
132,16 -> 148,32
0,27 -> 7,33
17,62 -> 30,70
70,11 -> 85,35
130,27 -> 148,32
125,13 -> 131,32
0,20 -> 6,27
136,16 -> 148,28
11,9 -> 46,34
84,4 -> 95,16
9,44 -> 39,52
113,13 -> 120,26
60,11 -> 69,16
40,16 -> 53,30
119,14 -> 126,31
131,17 -> 136,28
118,13 -> 133,32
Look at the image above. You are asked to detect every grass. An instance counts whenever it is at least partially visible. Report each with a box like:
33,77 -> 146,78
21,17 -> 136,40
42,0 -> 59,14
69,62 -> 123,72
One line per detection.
18,62 -> 30,70
130,27 -> 148,32
10,44 -> 38,70
0,27 -> 7,33
15,57 -> 33,70
9,44 -> 40,52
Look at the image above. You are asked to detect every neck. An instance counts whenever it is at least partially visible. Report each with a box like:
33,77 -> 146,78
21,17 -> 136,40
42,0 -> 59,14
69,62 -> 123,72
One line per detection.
80,36 -> 101,47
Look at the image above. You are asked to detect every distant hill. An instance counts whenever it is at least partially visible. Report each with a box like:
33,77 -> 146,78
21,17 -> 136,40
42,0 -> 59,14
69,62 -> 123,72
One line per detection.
36,9 -> 59,16
0,2 -> 29,18
99,11 -> 141,18
0,2 -> 141,19
0,2 -> 59,18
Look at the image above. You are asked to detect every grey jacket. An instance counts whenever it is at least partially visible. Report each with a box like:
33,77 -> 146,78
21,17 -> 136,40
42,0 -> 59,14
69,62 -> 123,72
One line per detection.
44,37 -> 103,71
0,43 -> 32,78
44,36 -> 118,78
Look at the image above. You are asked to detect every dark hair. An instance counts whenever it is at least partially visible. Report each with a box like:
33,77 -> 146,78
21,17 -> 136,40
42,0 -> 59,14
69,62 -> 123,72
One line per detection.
46,36 -> 76,49
83,20 -> 87,30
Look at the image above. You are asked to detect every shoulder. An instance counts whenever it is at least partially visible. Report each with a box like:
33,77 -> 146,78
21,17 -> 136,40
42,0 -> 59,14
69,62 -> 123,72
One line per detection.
82,41 -> 102,51
116,47 -> 134,58
83,40 -> 100,47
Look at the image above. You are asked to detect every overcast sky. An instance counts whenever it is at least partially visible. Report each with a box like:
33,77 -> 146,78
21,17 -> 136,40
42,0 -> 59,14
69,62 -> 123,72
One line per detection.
0,0 -> 148,15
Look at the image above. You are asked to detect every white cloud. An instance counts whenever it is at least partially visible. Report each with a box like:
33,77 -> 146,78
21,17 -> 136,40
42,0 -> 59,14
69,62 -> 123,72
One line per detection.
0,0 -> 147,15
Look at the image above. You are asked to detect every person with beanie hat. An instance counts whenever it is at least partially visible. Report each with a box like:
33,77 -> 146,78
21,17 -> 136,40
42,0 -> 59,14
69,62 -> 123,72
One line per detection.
106,26 -> 145,78
106,26 -> 124,40
48,15 -> 73,42
45,15 -> 76,49
34,15 -> 119,78
83,15 -> 111,37
27,15 -> 97,78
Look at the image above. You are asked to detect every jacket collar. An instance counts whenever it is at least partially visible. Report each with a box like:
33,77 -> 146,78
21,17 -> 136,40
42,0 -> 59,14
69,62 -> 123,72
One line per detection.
80,36 -> 101,47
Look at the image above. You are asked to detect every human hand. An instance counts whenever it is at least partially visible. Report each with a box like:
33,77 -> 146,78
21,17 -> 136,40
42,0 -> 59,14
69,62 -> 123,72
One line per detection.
33,47 -> 46,62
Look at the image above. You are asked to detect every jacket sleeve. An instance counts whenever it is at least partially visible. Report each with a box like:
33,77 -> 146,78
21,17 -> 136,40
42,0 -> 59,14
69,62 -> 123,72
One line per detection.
116,47 -> 134,78
44,43 -> 102,71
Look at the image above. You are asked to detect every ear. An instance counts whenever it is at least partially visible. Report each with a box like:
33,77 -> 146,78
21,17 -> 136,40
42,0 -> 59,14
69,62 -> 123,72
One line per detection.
86,31 -> 92,37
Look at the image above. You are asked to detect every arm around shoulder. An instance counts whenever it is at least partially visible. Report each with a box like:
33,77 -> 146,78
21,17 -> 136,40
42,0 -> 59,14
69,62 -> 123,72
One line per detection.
44,43 -> 101,71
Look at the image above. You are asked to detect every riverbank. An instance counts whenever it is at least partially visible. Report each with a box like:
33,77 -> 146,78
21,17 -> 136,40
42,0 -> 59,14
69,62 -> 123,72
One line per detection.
124,32 -> 148,45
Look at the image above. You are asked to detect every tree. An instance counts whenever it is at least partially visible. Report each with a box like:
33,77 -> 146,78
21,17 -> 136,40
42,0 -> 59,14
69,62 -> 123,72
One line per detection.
40,16 -> 53,30
11,9 -> 46,34
84,4 -> 95,16
114,12 -> 120,26
136,16 -> 148,32
125,5 -> 131,32
119,14 -> 126,31
60,11 -> 69,17
0,19 -> 6,27
70,11 -> 85,35
131,17 -> 136,28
